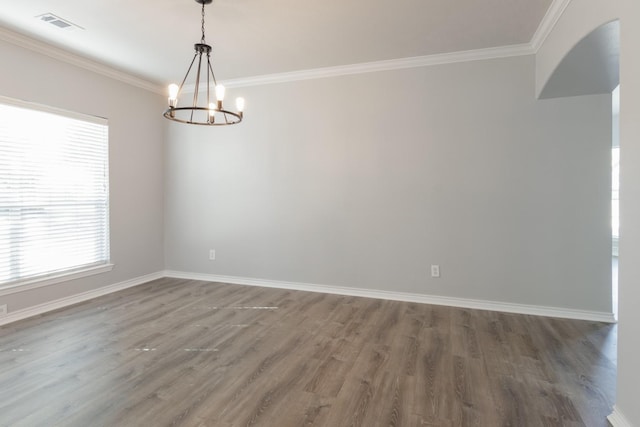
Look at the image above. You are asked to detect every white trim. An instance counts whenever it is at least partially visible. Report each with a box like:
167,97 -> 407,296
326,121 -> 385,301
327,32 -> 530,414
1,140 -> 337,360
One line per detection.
164,270 -> 616,323
0,2 -> 562,93
219,44 -> 534,89
0,269 -> 616,327
0,94 -> 108,124
608,406 -> 634,427
0,26 -> 163,94
0,18 -> 541,93
0,271 -> 164,326
0,264 -> 114,297
530,0 -> 573,52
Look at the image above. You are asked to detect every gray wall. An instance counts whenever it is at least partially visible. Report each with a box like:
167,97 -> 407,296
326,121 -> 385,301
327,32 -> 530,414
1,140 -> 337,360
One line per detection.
0,38 -> 165,312
165,54 -> 613,313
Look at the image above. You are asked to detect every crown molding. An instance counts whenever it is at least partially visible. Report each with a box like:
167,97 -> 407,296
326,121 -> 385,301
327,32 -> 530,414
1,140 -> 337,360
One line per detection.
221,44 -> 534,89
0,26 -> 163,94
2,0 -> 563,94
531,0 -> 573,52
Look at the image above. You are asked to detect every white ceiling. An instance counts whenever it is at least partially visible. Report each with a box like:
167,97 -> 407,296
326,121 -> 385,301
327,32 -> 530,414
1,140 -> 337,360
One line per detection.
0,0 -> 552,87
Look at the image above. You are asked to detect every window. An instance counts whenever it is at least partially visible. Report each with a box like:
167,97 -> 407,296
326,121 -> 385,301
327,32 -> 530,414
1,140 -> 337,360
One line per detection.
0,96 -> 110,289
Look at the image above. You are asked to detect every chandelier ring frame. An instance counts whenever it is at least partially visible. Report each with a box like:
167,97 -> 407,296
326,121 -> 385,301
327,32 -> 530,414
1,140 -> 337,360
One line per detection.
163,107 -> 242,126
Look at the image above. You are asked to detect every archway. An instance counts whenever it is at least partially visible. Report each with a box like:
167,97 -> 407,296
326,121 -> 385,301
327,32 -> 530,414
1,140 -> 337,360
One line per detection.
539,19 -> 620,315
538,18 -> 622,423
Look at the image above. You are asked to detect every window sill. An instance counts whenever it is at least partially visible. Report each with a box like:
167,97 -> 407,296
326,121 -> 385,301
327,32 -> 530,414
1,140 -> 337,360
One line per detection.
0,264 -> 114,297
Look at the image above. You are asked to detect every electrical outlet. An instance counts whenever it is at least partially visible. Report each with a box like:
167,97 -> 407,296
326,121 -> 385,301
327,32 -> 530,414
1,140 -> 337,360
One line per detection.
0,304 -> 7,316
209,249 -> 216,261
430,265 -> 440,278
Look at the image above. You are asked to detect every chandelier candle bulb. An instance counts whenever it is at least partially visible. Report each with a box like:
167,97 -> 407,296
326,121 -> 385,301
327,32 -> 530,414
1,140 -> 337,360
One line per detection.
208,103 -> 215,124
215,84 -> 225,101
168,84 -> 179,107
236,97 -> 245,117
168,84 -> 179,117
215,84 -> 225,110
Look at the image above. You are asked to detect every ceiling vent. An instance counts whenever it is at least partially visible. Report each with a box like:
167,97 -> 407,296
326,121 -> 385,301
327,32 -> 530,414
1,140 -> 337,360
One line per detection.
36,13 -> 83,30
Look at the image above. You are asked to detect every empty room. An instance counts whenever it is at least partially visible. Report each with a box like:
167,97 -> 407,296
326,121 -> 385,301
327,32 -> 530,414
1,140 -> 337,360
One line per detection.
0,0 -> 639,426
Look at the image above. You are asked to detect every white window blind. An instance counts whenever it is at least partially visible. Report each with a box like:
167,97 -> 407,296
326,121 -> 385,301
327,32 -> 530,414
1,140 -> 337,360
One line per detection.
0,97 -> 110,287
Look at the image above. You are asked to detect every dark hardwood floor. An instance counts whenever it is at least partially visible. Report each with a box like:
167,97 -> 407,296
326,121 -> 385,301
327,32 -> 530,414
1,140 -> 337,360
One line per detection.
0,278 -> 616,426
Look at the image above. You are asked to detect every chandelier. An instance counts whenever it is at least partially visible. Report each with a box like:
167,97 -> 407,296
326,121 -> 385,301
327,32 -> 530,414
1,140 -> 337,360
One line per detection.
163,0 -> 244,126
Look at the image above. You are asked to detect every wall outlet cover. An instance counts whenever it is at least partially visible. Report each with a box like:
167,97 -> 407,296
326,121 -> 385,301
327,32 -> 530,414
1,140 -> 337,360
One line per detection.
431,265 -> 440,278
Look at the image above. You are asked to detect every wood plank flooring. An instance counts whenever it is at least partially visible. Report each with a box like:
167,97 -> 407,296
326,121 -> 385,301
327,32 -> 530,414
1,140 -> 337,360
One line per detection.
0,278 -> 616,426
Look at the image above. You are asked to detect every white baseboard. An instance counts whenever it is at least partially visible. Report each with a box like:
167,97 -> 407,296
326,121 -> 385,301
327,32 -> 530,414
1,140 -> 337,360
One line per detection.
164,270 -> 616,323
0,269 -> 616,327
608,406 -> 634,427
0,271 -> 164,326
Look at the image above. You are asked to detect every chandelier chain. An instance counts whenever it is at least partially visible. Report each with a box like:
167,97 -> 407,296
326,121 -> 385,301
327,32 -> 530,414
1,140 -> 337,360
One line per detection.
201,2 -> 206,44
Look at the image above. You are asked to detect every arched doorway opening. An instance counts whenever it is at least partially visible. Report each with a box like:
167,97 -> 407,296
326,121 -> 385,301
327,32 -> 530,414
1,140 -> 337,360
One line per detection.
539,19 -> 620,316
